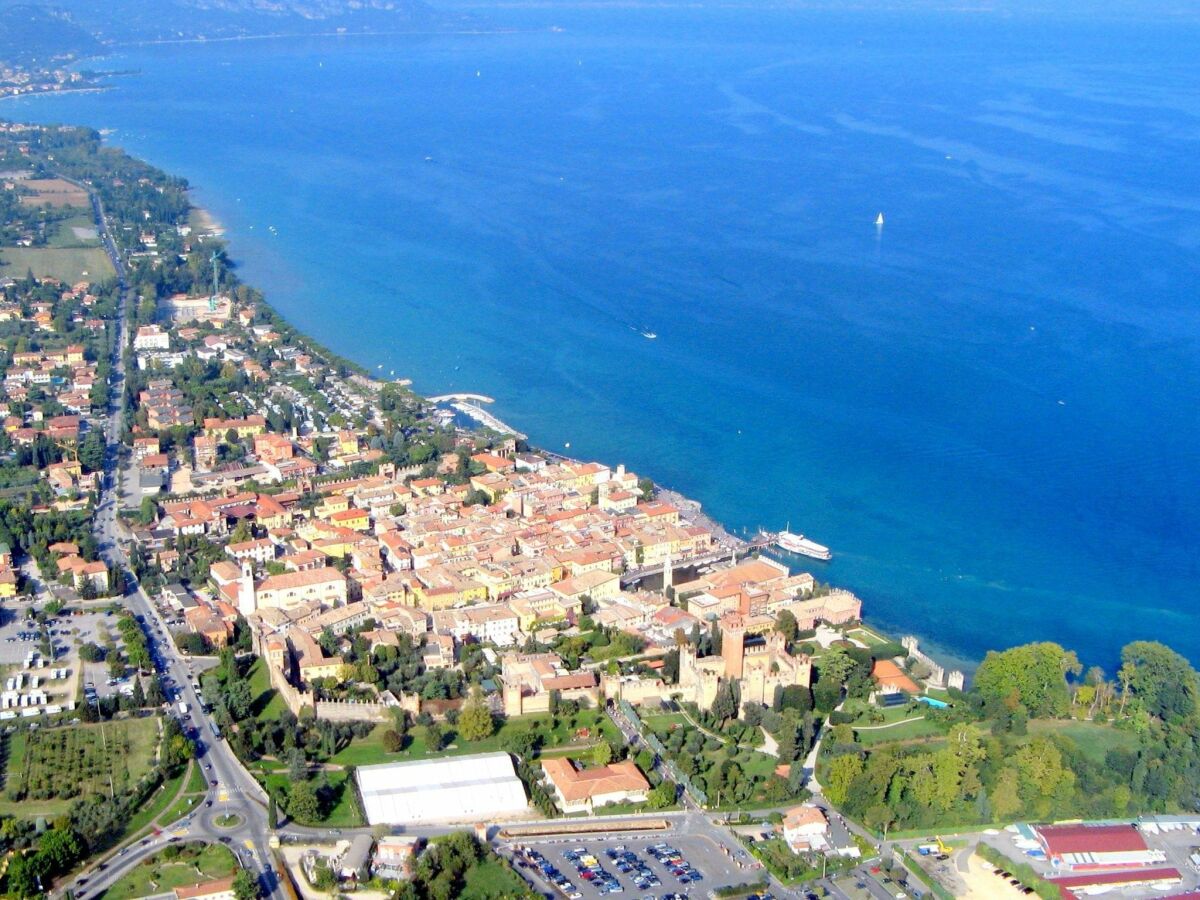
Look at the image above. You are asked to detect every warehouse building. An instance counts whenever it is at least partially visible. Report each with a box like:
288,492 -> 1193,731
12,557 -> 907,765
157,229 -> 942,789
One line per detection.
356,752 -> 528,825
1035,823 -> 1166,871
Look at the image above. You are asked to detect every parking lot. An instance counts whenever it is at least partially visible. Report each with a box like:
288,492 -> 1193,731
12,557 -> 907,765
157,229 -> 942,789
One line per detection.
509,830 -> 757,899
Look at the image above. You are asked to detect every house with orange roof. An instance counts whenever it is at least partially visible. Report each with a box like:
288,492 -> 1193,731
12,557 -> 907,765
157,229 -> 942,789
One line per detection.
540,758 -> 649,814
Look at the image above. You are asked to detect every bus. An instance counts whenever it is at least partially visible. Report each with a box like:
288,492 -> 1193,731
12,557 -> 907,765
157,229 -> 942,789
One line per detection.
210,721 -> 222,740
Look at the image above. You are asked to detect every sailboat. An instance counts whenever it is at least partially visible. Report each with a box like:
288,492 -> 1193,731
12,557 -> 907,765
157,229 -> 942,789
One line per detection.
875,212 -> 885,226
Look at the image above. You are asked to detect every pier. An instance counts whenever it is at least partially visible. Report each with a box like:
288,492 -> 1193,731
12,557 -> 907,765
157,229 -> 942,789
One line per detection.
427,392 -> 496,404
451,401 -> 526,440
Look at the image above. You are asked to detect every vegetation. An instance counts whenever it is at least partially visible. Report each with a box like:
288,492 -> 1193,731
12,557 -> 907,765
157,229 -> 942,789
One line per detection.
2,717 -> 159,810
395,832 -> 532,900
99,841 -> 238,900
824,639 -> 1200,834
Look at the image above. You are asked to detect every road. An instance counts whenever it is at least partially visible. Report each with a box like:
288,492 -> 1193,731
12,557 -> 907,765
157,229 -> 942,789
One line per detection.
62,191 -> 283,900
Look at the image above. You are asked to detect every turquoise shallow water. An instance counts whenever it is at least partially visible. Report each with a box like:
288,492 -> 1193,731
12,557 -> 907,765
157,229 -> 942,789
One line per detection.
10,8 -> 1200,670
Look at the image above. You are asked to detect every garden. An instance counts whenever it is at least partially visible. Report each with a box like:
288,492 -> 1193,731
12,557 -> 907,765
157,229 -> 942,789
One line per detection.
0,717 -> 160,817
99,841 -> 238,900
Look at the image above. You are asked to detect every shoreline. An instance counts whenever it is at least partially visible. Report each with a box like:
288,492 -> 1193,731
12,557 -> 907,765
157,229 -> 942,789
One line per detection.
0,66 -> 969,677
181,192 -> 968,676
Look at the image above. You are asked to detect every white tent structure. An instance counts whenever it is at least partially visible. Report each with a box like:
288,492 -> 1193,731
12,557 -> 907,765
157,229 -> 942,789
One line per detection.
356,751 -> 528,825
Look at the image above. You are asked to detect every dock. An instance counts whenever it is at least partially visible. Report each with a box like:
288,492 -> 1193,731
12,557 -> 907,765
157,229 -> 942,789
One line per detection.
450,401 -> 526,440
620,535 -> 776,587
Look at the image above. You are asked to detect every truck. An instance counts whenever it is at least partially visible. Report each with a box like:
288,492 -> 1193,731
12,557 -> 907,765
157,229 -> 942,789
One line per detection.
178,701 -> 189,716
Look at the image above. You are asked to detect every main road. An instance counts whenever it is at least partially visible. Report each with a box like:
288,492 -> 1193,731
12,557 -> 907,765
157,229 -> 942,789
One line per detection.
64,191 -> 284,900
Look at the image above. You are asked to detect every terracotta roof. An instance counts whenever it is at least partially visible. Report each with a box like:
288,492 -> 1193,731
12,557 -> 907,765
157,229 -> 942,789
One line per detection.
259,567 -> 345,592
871,659 -> 919,694
175,876 -> 237,900
541,758 -> 649,803
1038,824 -> 1148,856
782,805 -> 827,830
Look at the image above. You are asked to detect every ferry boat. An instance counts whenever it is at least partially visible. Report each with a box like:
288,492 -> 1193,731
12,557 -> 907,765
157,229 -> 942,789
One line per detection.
776,530 -> 832,561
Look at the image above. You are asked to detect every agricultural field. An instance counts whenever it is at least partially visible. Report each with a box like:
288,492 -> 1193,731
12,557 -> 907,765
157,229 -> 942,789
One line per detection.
17,178 -> 89,209
100,841 -> 237,900
0,717 -> 160,819
0,245 -> 113,283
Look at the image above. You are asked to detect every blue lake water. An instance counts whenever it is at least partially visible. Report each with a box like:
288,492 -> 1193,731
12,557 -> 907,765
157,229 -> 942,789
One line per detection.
10,8 -> 1200,670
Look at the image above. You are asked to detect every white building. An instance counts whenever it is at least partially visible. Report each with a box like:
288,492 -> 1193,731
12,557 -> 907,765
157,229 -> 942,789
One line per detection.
782,805 -> 829,853
432,603 -> 521,647
355,752 -> 528,825
133,324 -> 171,351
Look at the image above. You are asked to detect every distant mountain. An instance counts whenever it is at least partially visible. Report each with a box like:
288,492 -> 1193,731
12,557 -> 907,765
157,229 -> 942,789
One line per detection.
0,4 -> 99,65
0,0 -> 463,67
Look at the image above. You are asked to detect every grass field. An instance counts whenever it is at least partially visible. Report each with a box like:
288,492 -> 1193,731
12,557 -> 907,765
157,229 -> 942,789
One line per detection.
0,717 -> 160,819
461,856 -> 531,899
1028,720 -> 1139,764
246,657 -> 288,722
159,761 -> 208,826
0,245 -> 113,283
641,711 -> 690,733
121,764 -> 190,837
265,770 -> 362,827
48,212 -> 100,248
99,841 -> 237,900
854,716 -> 945,746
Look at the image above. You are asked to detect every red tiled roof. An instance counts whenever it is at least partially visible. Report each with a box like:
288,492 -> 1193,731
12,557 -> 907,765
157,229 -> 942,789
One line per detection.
1038,824 -> 1148,856
1052,867 -> 1180,889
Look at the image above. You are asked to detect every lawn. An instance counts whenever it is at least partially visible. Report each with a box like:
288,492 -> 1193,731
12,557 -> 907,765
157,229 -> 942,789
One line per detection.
0,246 -> 113,283
854,715 -> 945,746
846,626 -> 891,648
47,213 -> 100,248
265,769 -> 362,827
120,763 -> 191,837
641,711 -> 690,734
1028,720 -> 1139,765
159,760 -> 208,826
460,855 -> 531,899
246,656 -> 288,722
99,841 -> 237,900
0,717 -> 160,819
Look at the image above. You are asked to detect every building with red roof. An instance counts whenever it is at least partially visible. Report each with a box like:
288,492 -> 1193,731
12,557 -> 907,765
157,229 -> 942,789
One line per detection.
1036,823 -> 1165,871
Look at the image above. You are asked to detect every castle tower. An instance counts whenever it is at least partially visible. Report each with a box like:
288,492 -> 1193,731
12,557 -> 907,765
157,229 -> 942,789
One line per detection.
721,614 -> 747,680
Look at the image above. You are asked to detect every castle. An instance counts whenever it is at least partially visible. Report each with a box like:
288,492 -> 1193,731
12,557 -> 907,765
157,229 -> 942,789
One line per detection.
678,611 -> 812,711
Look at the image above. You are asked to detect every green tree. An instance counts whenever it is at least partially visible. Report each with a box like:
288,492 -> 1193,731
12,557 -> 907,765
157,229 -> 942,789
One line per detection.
457,687 -> 495,742
289,780 -> 320,823
818,647 -> 855,685
592,740 -> 614,767
647,780 -> 676,809
137,495 -> 157,525
1120,640 -> 1199,721
776,609 -> 798,642
233,868 -> 260,900
824,753 -> 863,806
973,642 -> 1081,718
989,767 -> 1022,821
